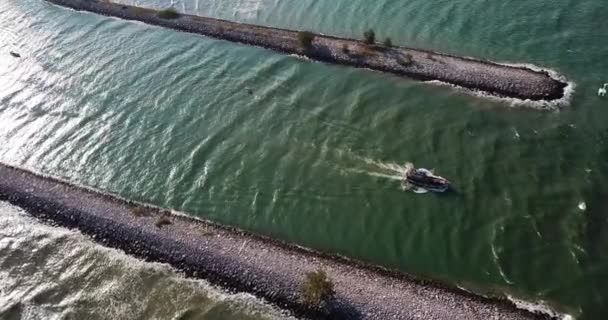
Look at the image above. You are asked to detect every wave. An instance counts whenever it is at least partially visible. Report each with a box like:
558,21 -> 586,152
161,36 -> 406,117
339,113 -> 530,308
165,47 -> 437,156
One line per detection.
508,296 -> 574,320
0,200 -> 295,320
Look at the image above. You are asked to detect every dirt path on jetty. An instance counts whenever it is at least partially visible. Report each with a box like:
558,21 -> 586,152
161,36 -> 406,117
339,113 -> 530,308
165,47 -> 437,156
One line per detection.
44,0 -> 567,102
0,164 -> 556,320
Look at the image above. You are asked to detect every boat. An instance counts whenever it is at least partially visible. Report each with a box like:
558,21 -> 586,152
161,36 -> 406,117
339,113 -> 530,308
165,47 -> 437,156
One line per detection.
403,165 -> 449,192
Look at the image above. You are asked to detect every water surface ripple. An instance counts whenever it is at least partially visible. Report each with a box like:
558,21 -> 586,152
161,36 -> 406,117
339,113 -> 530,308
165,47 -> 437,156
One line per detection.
1,0 -> 608,319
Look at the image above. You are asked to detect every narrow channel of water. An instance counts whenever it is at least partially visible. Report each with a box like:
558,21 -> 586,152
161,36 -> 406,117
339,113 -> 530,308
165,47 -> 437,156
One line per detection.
1,0 -> 607,318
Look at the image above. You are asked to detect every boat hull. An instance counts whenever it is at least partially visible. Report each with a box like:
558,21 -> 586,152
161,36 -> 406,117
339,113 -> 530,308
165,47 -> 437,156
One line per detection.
405,180 -> 449,192
405,168 -> 449,193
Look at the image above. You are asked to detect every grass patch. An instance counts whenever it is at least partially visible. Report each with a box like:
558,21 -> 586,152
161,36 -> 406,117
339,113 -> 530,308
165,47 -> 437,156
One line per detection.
130,206 -> 147,217
155,214 -> 173,228
157,8 -> 180,19
131,6 -> 155,16
300,269 -> 334,308
200,226 -> 215,236
358,45 -> 377,57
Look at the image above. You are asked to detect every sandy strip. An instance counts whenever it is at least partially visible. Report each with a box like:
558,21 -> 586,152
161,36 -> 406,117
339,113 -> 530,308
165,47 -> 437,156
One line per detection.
43,0 -> 567,102
0,164 -> 556,320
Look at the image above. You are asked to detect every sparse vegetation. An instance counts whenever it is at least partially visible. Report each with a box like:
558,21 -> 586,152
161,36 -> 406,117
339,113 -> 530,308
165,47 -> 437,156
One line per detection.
297,31 -> 316,49
300,269 -> 335,308
132,6 -> 156,16
358,44 -> 376,57
130,206 -> 146,217
398,53 -> 413,66
155,214 -> 173,228
200,226 -> 215,236
363,29 -> 376,45
157,8 -> 180,19
384,37 -> 393,47
342,43 -> 349,54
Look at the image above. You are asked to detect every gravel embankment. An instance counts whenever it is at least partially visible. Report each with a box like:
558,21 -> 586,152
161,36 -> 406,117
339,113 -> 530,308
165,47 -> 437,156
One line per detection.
0,164 -> 557,320
44,0 -> 567,101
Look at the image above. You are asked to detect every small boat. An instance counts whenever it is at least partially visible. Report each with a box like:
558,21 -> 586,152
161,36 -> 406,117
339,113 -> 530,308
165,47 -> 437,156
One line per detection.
403,165 -> 449,192
9,51 -> 21,58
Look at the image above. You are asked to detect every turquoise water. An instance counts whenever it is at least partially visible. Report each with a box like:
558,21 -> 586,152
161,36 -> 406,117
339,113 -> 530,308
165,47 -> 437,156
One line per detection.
1,0 -> 608,318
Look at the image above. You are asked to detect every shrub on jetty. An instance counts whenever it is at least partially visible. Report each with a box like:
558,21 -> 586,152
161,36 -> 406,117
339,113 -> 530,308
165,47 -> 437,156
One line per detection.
297,31 -> 316,49
300,269 -> 335,308
398,53 -> 413,66
342,44 -> 349,54
363,29 -> 376,45
200,226 -> 215,236
384,37 -> 393,47
157,8 -> 180,19
155,214 -> 173,228
130,206 -> 146,217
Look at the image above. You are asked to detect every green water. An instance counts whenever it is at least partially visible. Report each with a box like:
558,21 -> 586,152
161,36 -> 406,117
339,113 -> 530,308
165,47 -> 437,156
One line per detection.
1,0 -> 607,318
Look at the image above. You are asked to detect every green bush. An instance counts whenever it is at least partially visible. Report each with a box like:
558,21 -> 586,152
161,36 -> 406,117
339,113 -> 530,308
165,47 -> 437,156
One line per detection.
157,8 -> 180,19
384,37 -> 393,47
300,269 -> 334,308
297,31 -> 316,48
363,29 -> 375,45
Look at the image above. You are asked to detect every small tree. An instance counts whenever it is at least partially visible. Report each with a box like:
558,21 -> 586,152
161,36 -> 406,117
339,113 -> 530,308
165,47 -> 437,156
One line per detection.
297,31 -> 316,49
300,269 -> 334,308
384,37 -> 393,47
157,8 -> 180,19
363,29 -> 375,45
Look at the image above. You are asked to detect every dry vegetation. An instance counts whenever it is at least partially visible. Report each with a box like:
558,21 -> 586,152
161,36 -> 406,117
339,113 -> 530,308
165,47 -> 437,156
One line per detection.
300,269 -> 335,308
155,213 -> 173,228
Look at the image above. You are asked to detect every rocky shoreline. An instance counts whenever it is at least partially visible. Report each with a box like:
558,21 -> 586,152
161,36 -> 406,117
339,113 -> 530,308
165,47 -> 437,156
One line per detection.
0,164 -> 558,320
44,0 -> 568,101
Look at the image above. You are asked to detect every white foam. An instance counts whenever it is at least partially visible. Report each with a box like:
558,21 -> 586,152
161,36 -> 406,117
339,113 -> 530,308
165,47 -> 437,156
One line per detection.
344,157 -> 409,181
512,127 -> 521,140
578,201 -> 586,211
490,243 -> 514,285
425,61 -> 574,110
288,53 -> 311,61
0,200 -> 295,320
344,159 -> 445,194
508,295 -> 573,320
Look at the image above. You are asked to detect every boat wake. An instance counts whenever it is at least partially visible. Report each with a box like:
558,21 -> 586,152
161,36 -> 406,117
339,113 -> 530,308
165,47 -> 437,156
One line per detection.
341,156 -> 430,193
